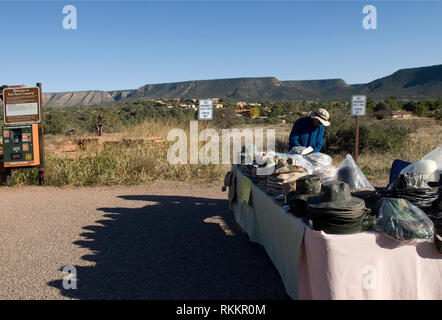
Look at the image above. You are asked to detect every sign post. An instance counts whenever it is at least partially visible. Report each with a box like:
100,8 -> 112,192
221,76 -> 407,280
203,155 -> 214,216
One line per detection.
1,83 -> 45,185
198,99 -> 213,139
351,95 -> 366,163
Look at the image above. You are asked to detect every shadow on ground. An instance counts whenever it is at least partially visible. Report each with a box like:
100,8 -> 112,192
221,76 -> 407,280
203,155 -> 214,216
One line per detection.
48,194 -> 289,299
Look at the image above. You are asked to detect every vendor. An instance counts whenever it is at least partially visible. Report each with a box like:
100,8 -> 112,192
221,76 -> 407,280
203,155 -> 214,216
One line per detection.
288,108 -> 330,153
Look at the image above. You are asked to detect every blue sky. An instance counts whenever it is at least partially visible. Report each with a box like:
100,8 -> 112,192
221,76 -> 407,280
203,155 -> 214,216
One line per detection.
1,1 -> 441,92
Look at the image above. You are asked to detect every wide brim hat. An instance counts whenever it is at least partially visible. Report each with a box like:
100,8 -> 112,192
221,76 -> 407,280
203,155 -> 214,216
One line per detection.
310,108 -> 330,127
293,174 -> 321,201
307,180 -> 365,209
295,192 -> 320,202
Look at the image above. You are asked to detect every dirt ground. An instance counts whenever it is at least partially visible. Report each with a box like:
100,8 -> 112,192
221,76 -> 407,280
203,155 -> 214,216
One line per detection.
0,182 -> 289,300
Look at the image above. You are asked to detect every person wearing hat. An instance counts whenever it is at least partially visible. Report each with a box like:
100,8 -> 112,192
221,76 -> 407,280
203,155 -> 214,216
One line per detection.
288,108 -> 330,153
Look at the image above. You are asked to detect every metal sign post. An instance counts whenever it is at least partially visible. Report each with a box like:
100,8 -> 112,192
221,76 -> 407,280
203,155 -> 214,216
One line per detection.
351,95 -> 366,163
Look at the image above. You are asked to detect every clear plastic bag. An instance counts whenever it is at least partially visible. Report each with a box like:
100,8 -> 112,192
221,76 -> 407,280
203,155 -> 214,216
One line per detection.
421,146 -> 442,183
336,154 -> 375,191
422,146 -> 442,169
305,152 -> 333,166
374,198 -> 434,242
313,164 -> 338,184
400,160 -> 437,181
289,146 -> 307,155
287,154 -> 315,173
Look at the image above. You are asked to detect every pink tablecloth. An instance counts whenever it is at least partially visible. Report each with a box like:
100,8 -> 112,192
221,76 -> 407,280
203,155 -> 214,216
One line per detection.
299,228 -> 442,299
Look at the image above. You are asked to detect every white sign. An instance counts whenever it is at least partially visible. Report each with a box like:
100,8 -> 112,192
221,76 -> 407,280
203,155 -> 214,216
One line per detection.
6,102 -> 38,116
351,95 -> 366,116
198,99 -> 213,120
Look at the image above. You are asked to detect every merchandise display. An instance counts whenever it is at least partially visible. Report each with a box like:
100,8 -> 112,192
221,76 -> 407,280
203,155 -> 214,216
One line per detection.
382,173 -> 439,209
400,159 -> 437,181
306,181 -> 375,234
287,174 -> 321,218
374,197 -> 434,242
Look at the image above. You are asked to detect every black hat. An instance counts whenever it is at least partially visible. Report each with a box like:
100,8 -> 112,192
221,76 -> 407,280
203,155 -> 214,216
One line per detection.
307,180 -> 365,209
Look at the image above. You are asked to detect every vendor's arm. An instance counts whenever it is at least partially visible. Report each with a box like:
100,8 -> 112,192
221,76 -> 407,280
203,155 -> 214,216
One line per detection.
288,122 -> 302,150
312,125 -> 324,152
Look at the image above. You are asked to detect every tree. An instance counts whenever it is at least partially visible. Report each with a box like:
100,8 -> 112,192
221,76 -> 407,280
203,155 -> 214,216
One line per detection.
374,102 -> 387,112
44,113 -> 68,135
402,101 -> 418,113
385,96 -> 401,110
415,102 -> 429,117
366,98 -> 375,112
249,106 -> 260,118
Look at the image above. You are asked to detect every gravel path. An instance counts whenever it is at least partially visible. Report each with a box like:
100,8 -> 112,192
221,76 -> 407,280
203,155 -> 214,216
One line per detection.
0,182 -> 289,300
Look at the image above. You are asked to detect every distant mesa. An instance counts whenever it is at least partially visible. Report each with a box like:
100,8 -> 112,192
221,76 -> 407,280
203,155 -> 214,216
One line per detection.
43,64 -> 442,107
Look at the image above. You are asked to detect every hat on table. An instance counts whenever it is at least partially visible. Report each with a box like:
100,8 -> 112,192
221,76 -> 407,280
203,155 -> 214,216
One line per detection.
307,180 -> 364,210
293,174 -> 321,201
310,108 -> 330,127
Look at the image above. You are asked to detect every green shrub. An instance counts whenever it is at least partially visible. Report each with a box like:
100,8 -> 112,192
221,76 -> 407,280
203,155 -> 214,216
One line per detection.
323,119 -> 413,155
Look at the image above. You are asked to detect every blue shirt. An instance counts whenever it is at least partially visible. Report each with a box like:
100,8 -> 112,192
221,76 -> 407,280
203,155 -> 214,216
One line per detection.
288,117 -> 325,152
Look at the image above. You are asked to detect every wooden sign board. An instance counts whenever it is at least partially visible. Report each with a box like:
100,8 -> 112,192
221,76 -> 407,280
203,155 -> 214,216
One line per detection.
2,87 -> 41,124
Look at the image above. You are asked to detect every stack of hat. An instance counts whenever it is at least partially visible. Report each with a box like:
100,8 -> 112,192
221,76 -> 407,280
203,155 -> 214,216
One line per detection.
240,164 -> 253,178
238,144 -> 258,178
427,181 -> 442,254
306,181 -> 375,234
287,174 -> 321,218
266,158 -> 307,196
382,173 -> 439,210
249,151 -> 276,188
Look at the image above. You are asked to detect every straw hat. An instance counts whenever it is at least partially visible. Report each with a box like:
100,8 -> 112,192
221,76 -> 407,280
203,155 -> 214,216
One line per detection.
310,108 -> 330,127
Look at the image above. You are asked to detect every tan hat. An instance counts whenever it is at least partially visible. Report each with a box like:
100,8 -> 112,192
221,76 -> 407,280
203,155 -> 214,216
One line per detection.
310,108 -> 330,126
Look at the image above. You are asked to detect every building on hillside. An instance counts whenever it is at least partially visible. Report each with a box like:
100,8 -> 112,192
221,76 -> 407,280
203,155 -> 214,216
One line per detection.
248,103 -> 261,107
236,101 -> 247,108
155,101 -> 166,107
212,98 -> 220,103
373,110 -> 413,119
235,109 -> 250,117
215,104 -> 223,109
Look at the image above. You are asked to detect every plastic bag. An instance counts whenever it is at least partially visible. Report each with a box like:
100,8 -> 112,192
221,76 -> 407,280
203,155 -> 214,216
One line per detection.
374,198 -> 434,242
287,154 -> 315,173
422,146 -> 442,169
305,152 -> 333,166
289,146 -> 307,155
336,154 -> 375,191
312,165 -> 338,184
400,160 -> 437,181
421,146 -> 442,183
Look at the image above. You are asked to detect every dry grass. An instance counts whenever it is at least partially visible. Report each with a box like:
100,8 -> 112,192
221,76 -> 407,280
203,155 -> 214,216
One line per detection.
6,117 -> 441,187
